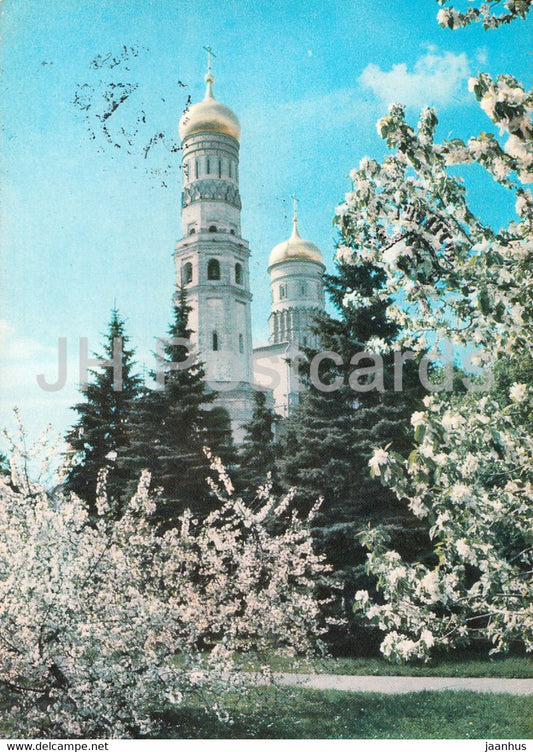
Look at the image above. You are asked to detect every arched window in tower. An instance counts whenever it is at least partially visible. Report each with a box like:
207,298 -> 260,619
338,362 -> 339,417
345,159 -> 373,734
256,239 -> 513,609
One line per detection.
235,262 -> 243,285
218,159 -> 222,178
181,262 -> 193,285
212,332 -> 219,351
279,284 -> 287,300
300,282 -> 307,296
239,333 -> 244,353
195,159 -> 199,179
209,225 -> 217,233
228,161 -> 232,178
206,157 -> 211,175
207,258 -> 220,280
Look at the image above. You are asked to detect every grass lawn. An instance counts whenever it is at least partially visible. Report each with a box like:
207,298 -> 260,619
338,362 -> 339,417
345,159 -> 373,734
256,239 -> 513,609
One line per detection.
2,686 -> 531,739
258,653 -> 533,678
159,688 -> 533,739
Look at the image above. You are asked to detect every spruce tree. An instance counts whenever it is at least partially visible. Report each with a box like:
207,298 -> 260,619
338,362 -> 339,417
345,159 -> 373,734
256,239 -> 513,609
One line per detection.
277,259 -> 429,652
237,390 -> 279,498
124,286 -> 219,525
279,261 -> 421,517
64,307 -> 142,515
205,406 -> 238,470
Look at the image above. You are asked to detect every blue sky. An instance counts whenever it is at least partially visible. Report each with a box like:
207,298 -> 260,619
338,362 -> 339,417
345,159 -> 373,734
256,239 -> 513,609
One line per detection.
0,0 -> 531,445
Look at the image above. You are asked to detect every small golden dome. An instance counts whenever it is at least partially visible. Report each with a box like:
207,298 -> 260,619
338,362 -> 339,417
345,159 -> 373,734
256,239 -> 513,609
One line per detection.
269,217 -> 324,268
179,73 -> 241,141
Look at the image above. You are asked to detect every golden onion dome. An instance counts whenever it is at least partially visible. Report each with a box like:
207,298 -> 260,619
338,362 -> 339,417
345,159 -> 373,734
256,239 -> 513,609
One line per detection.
269,216 -> 324,268
179,72 -> 241,141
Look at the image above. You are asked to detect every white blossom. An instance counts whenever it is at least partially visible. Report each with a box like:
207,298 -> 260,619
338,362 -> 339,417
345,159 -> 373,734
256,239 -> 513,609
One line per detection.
461,453 -> 480,477
422,570 -> 440,602
449,483 -> 471,502
419,443 -> 435,459
343,290 -> 372,310
336,244 -> 354,263
506,135 -> 532,162
366,336 -> 390,354
441,411 -> 465,431
456,539 -> 471,558
369,448 -> 389,476
410,411 -> 426,427
510,382 -> 528,402
421,629 -> 435,648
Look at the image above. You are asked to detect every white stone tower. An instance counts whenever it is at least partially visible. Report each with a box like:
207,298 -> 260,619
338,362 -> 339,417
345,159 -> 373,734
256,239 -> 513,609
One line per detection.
253,199 -> 325,415
174,50 -> 255,441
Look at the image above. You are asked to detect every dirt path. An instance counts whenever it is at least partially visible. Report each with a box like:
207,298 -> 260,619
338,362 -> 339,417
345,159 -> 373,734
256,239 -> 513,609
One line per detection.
272,673 -> 533,695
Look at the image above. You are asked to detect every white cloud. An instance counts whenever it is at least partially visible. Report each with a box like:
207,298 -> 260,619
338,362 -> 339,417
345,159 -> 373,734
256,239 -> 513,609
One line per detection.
2,334 -> 52,362
359,49 -> 471,110
0,322 -> 83,446
0,322 -> 78,394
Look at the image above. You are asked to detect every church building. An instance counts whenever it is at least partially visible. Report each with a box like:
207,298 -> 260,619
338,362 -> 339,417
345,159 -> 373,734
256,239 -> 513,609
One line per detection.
175,55 -> 325,439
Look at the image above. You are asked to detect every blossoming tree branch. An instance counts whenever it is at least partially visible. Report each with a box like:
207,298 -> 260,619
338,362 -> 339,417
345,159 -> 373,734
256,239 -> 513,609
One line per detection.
340,0 -> 532,662
0,420 -> 334,737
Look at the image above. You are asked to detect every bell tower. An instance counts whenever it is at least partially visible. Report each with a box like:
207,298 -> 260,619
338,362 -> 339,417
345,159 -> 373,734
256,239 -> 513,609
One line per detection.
174,50 -> 255,441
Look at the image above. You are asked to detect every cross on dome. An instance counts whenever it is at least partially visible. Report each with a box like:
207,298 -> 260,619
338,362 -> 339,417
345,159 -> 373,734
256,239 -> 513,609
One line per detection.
291,193 -> 299,219
291,194 -> 301,238
203,45 -> 216,83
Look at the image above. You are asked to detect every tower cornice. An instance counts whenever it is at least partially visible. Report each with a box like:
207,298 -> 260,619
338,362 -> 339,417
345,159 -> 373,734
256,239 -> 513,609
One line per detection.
182,131 -> 240,153
174,235 -> 251,256
182,283 -> 252,303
